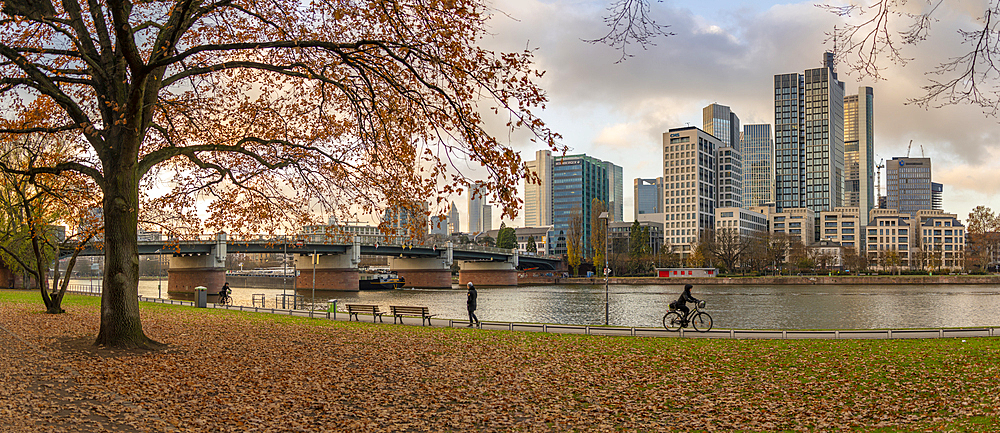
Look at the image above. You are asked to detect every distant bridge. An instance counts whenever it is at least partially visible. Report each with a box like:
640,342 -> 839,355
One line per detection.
63,234 -> 563,291
65,235 -> 563,271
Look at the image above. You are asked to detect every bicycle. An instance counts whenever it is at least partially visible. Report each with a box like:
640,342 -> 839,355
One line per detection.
662,300 -> 713,332
218,292 -> 233,306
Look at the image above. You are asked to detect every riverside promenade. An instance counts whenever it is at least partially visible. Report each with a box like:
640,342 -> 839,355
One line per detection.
129,292 -> 1000,340
522,274 -> 1000,286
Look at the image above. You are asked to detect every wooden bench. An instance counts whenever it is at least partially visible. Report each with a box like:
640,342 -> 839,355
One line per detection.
346,304 -> 384,323
389,305 -> 436,326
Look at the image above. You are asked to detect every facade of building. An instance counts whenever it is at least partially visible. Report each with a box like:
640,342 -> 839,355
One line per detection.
524,149 -> 553,227
843,86 -> 875,238
467,181 -> 492,234
383,201 -> 429,240
634,177 -> 664,219
807,239 -> 845,269
714,207 -> 768,237
605,161 -> 624,222
914,210 -> 964,270
774,52 -> 845,213
866,208 -> 913,269
607,220 -> 664,255
551,154 -> 609,256
818,207 -> 861,252
703,103 -> 740,147
717,144 -> 743,209
741,123 -> 774,208
448,203 -> 460,235
885,157 -> 934,213
770,207 -> 816,245
663,127 -> 720,254
429,215 -> 448,236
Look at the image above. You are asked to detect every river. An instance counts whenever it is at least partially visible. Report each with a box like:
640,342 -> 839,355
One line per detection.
78,279 -> 1000,330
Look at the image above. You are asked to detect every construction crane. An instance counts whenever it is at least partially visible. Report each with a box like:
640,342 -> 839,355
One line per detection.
906,140 -> 913,157
875,157 -> 886,204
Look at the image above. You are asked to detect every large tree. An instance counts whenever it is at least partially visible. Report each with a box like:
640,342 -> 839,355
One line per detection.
0,0 -> 556,348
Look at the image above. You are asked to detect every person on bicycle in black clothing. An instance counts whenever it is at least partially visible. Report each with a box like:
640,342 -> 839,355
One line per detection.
220,282 -> 231,300
673,284 -> 700,323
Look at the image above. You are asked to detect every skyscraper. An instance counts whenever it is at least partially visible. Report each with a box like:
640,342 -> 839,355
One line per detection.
774,52 -> 845,214
448,202 -> 460,234
717,143 -> 743,209
703,103 -> 740,148
604,161 -> 624,222
741,124 -> 774,208
551,154 -> 608,255
663,126 -> 720,254
844,86 -> 875,240
634,177 -> 664,220
886,157 -> 935,213
468,181 -> 491,234
523,149 -> 553,227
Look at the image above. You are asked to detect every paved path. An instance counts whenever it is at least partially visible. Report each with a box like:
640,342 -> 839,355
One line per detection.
132,294 -> 1000,340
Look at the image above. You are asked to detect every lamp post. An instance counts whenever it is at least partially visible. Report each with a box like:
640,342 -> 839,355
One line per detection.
599,212 -> 609,326
156,249 -> 162,299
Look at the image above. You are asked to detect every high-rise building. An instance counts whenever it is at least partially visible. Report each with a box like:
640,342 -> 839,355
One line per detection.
634,177 -> 664,220
551,154 -> 609,256
448,202 -> 460,234
663,126 -> 720,254
605,161 -> 624,222
774,52 -> 845,214
468,181 -> 492,234
384,200 -> 429,240
844,86 -> 875,248
523,149 -> 553,227
932,182 -> 943,210
717,143 -> 743,209
741,124 -> 774,208
703,103 -> 740,148
885,157 -> 935,213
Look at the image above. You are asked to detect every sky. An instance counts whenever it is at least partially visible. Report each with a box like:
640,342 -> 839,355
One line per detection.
452,0 -> 1000,231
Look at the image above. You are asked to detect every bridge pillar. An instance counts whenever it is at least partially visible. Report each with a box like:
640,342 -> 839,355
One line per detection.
294,252 -> 360,291
388,257 -> 452,288
458,261 -> 518,286
168,233 -> 227,297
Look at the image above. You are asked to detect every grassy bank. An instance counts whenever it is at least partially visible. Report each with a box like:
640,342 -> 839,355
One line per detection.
2,290 -> 998,432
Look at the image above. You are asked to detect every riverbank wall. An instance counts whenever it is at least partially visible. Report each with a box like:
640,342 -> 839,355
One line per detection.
518,273 -> 1000,286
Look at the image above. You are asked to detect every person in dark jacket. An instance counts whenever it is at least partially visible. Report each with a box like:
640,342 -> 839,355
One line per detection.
674,284 -> 700,322
466,282 -> 479,327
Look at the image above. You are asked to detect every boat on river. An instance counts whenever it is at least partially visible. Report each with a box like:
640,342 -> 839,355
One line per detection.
359,271 -> 405,290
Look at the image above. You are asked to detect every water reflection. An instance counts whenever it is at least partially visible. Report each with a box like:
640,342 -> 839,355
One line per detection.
130,280 -> 1000,330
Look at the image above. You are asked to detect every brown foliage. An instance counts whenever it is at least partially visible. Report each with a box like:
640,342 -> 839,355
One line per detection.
0,0 -> 559,347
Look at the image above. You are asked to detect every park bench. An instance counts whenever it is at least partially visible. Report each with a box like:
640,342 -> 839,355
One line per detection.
389,305 -> 436,326
346,304 -> 384,323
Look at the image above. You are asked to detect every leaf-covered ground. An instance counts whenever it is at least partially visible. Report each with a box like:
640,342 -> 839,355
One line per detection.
2,290 -> 999,432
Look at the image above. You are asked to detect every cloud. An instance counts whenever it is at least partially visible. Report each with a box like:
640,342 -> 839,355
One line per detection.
471,0 -> 1000,224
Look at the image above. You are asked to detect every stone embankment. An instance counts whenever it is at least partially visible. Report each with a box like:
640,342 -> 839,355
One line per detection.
518,273 -> 1000,286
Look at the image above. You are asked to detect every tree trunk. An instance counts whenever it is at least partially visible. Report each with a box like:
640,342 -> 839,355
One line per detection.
94,162 -> 159,349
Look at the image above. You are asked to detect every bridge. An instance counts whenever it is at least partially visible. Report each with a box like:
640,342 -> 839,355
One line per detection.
65,233 -> 563,295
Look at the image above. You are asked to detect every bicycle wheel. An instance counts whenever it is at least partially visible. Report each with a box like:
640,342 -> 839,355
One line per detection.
691,312 -> 713,332
662,311 -> 684,332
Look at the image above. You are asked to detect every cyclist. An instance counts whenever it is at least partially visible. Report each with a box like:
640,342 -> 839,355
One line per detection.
220,282 -> 231,302
672,284 -> 700,324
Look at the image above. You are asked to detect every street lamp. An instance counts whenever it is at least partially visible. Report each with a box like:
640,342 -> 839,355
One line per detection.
599,211 -> 609,326
156,249 -> 163,299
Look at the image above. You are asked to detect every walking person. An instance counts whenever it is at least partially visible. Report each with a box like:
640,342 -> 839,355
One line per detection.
466,282 -> 479,327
